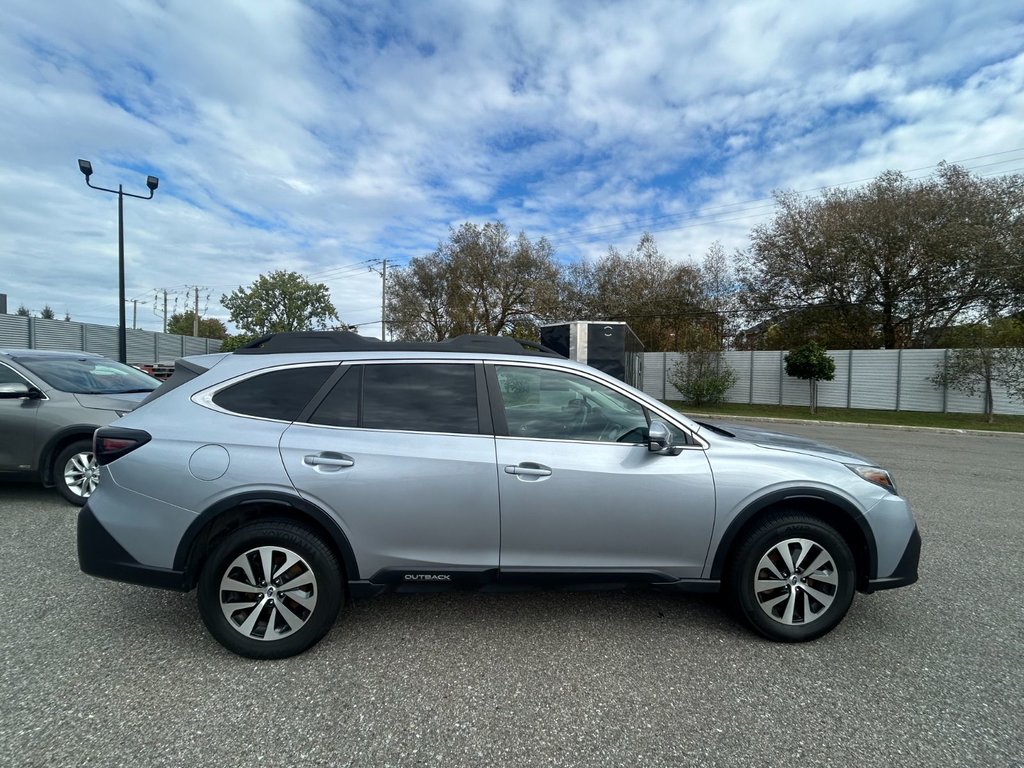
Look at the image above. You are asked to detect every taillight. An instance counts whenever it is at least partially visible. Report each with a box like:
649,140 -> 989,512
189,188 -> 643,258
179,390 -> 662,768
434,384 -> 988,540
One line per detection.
93,427 -> 151,466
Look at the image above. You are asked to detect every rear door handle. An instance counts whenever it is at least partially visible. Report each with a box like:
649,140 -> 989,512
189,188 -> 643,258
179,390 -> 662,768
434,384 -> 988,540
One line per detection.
504,464 -> 552,477
303,453 -> 355,469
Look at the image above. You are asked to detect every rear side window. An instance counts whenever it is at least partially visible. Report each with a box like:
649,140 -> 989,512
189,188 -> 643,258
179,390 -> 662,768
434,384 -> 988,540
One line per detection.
213,365 -> 335,421
359,363 -> 478,434
306,363 -> 479,433
308,367 -> 360,428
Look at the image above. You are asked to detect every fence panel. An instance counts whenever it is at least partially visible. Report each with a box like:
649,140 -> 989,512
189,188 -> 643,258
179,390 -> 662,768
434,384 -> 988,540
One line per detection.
29,318 -> 81,350
183,337 -> 208,356
848,350 -> 899,410
815,350 -> 851,408
750,352 -> 782,404
898,349 -> 946,412
1,312 -> 220,364
154,333 -> 183,362
83,324 -> 119,359
0,315 -> 30,347
640,347 -> 1024,416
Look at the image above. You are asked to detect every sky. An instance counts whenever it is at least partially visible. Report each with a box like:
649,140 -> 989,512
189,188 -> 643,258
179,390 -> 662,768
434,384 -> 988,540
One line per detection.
1,0 -> 1022,337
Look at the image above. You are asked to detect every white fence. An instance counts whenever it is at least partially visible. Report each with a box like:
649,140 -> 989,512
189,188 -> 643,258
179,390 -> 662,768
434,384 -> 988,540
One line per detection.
642,349 -> 1024,416
0,314 -> 222,364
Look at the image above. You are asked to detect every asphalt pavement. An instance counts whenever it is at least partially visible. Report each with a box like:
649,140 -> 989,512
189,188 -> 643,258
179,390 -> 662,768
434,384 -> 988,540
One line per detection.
1,422 -> 1022,767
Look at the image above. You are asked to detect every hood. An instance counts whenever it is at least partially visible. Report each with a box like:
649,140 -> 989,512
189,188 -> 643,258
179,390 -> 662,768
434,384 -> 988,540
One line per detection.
699,421 -> 873,465
74,392 -> 150,413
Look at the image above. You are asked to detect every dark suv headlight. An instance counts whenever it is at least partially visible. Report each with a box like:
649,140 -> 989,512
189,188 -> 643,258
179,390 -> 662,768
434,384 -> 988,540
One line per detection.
846,464 -> 898,494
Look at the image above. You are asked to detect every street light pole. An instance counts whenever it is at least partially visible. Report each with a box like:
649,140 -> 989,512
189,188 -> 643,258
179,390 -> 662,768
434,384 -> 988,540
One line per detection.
78,159 -> 158,364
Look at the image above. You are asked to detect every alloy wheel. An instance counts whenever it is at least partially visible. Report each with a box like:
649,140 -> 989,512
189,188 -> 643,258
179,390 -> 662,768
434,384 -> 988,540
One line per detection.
63,451 -> 99,498
753,537 -> 839,626
219,545 -> 319,641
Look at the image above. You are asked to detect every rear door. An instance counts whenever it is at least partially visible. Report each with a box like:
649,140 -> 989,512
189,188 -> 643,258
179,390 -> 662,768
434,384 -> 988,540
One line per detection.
279,361 -> 500,582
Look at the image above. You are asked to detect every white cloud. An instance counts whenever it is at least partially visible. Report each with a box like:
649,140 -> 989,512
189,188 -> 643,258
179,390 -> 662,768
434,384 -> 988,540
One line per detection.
0,0 -> 1021,337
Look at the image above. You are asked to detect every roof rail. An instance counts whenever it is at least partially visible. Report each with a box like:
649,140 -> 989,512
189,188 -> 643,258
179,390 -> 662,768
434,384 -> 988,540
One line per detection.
233,332 -> 564,357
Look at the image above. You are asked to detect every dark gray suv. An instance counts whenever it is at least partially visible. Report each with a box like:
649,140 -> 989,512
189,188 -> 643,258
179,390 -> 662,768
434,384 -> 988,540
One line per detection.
78,333 -> 920,659
0,349 -> 158,504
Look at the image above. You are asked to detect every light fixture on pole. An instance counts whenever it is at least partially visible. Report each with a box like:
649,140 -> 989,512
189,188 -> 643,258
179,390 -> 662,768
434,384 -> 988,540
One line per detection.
77,159 -> 159,364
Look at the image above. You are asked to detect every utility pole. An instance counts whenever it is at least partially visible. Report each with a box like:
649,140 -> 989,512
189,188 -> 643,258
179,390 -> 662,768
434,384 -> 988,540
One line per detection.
193,286 -> 199,337
368,258 -> 388,340
163,290 -> 168,333
381,257 -> 387,341
132,299 -> 138,329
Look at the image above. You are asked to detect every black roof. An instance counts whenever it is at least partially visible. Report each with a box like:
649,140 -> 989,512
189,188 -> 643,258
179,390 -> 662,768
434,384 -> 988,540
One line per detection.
233,332 -> 563,357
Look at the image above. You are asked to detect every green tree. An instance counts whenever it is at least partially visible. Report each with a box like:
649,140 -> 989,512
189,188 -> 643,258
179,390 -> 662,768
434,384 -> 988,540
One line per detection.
387,222 -> 559,341
221,271 -> 339,337
167,311 -> 228,339
40,305 -> 55,320
931,319 -> 1024,423
785,342 -> 836,414
738,164 -> 1024,349
560,233 -> 705,351
217,334 -> 258,352
15,305 -> 30,317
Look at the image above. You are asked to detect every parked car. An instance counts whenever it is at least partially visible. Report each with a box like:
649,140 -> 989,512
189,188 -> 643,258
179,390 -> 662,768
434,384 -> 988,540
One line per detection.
78,332 -> 920,659
0,349 -> 159,504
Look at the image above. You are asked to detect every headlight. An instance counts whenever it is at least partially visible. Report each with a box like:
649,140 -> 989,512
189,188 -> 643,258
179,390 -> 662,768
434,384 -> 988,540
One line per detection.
846,464 -> 898,494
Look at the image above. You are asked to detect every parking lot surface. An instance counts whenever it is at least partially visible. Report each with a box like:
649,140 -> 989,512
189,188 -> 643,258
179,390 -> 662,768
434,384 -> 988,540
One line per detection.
1,421 -> 1022,767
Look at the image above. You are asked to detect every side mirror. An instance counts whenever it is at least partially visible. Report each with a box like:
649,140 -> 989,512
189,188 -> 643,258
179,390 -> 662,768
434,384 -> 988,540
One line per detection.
0,382 -> 41,400
648,420 -> 682,455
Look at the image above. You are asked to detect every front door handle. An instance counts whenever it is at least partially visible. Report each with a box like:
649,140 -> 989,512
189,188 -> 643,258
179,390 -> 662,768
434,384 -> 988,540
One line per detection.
504,463 -> 552,477
303,453 -> 355,469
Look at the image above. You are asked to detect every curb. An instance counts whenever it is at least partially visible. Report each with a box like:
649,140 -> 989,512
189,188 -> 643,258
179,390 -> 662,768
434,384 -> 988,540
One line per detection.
681,413 -> 1024,439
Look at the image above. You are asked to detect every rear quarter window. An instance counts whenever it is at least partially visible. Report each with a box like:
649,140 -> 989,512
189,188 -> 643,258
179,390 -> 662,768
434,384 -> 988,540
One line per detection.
212,365 -> 336,421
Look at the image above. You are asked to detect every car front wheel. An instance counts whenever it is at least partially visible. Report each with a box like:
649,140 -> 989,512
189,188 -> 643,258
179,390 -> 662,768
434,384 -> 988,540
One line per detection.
198,521 -> 343,659
730,513 -> 855,642
55,439 -> 99,506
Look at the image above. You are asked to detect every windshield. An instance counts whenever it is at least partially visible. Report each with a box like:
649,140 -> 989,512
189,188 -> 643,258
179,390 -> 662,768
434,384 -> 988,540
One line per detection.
14,356 -> 159,395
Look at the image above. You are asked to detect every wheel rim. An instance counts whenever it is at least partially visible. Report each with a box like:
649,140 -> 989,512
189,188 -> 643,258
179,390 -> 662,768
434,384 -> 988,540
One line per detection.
219,545 -> 318,641
754,537 -> 839,626
63,451 -> 99,498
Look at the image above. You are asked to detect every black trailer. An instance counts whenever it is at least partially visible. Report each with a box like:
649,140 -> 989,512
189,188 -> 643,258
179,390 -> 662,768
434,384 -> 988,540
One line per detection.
540,321 -> 644,389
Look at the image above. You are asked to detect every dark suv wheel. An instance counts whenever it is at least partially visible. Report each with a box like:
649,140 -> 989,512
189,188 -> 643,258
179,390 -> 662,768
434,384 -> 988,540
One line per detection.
730,513 -> 856,642
198,521 -> 344,659
55,439 -> 99,506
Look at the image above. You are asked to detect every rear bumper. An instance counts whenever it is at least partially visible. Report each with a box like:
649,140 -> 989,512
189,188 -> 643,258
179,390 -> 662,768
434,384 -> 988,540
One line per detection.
863,525 -> 920,593
78,503 -> 191,591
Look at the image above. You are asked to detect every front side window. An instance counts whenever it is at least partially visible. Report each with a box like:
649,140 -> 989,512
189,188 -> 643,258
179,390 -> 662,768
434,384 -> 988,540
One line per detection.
212,365 -> 335,421
495,365 -> 650,443
0,363 -> 31,387
14,355 -> 159,395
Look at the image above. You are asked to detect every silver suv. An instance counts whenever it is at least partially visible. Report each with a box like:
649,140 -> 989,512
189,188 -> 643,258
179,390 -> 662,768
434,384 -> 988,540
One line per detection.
0,349 -> 158,504
78,333 -> 920,659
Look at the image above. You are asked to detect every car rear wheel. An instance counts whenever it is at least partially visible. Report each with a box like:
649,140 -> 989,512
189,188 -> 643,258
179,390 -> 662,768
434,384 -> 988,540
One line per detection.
55,439 -> 99,506
198,521 -> 343,659
730,513 -> 855,642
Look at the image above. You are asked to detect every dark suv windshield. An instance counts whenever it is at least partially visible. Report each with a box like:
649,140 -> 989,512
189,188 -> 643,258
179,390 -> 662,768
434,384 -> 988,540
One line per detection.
14,356 -> 159,395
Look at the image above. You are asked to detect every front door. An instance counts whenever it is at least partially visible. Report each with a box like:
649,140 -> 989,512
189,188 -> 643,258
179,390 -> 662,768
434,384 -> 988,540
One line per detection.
489,363 -> 716,579
0,363 -> 40,471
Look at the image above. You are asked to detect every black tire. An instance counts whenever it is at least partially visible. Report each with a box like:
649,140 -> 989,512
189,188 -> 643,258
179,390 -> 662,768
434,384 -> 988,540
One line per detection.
198,521 -> 343,659
54,439 -> 99,506
729,513 -> 855,642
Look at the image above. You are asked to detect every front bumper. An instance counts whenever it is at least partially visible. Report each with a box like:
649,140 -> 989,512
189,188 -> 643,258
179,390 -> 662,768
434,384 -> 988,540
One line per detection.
863,524 -> 921,593
78,503 -> 190,591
